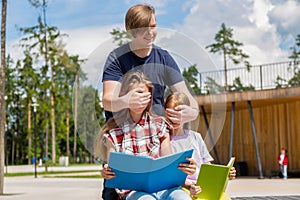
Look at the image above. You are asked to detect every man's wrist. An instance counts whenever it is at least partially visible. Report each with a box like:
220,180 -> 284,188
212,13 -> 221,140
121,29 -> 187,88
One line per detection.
119,95 -> 129,110
191,107 -> 199,119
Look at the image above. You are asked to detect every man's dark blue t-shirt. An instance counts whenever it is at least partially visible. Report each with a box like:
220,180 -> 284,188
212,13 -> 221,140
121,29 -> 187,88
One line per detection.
102,43 -> 183,120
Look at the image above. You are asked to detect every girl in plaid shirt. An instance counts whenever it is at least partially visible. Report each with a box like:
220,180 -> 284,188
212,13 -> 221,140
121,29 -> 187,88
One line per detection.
99,71 -> 193,200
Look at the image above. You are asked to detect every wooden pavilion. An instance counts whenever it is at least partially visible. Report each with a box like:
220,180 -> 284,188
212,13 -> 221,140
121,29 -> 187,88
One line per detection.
194,86 -> 300,177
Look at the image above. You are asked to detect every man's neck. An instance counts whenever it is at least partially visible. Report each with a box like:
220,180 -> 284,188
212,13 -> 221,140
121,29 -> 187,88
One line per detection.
130,42 -> 152,58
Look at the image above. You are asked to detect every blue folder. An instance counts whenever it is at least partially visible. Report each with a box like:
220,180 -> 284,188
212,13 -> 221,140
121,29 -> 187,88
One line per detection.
105,149 -> 193,193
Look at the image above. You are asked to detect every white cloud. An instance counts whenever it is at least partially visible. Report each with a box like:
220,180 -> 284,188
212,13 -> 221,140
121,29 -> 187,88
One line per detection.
62,25 -> 123,88
233,0 -> 290,64
124,0 -> 166,8
7,40 -> 24,63
6,24 -> 119,64
176,0 -> 294,69
6,24 -> 120,90
62,24 -> 120,59
233,25 -> 288,65
174,0 -> 253,68
249,0 -> 274,30
156,28 -> 218,72
8,0 -> 299,81
269,0 -> 300,36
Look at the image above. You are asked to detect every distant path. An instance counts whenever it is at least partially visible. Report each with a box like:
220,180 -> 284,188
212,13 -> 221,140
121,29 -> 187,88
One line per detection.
227,178 -> 300,197
5,164 -> 101,173
2,175 -> 300,200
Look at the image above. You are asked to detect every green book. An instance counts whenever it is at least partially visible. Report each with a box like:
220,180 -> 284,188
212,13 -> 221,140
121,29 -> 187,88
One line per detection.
194,157 -> 235,200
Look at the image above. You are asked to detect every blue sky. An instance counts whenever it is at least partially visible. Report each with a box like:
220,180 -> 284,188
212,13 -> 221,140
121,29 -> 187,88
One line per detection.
7,0 -> 189,41
6,0 -> 300,70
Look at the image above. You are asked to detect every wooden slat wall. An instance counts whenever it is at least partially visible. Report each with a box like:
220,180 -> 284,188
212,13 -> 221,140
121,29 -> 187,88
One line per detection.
194,100 -> 300,176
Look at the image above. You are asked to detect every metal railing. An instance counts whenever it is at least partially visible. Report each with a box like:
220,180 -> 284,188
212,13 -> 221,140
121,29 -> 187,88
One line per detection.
198,61 -> 300,94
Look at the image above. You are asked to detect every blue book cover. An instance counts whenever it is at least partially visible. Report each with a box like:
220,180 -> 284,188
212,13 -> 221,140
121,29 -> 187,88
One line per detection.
105,149 -> 194,193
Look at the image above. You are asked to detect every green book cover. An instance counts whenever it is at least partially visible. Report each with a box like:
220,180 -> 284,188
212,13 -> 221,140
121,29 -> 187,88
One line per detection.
194,157 -> 235,200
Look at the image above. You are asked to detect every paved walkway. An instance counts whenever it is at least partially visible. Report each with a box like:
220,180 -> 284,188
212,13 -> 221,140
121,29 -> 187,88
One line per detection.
2,177 -> 102,200
2,165 -> 300,199
2,177 -> 300,200
227,177 -> 300,198
4,164 -> 101,173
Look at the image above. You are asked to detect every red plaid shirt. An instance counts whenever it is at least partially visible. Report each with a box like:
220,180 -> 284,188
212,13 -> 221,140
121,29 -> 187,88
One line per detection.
103,112 -> 170,159
102,112 -> 171,199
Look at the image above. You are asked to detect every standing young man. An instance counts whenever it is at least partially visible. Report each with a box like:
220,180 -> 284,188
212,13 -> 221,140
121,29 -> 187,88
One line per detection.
101,4 -> 199,199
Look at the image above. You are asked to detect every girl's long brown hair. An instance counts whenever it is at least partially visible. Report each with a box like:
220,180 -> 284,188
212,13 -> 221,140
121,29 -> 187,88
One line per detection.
94,71 -> 154,161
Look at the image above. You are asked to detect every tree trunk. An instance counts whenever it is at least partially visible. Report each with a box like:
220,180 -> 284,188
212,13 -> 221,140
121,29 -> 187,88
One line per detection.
27,103 -> 31,164
11,137 -> 14,165
42,0 -> 50,169
73,74 -> 78,163
51,68 -> 56,164
0,0 -> 7,195
223,51 -> 228,91
66,110 -> 70,158
45,114 -> 49,172
51,92 -> 56,164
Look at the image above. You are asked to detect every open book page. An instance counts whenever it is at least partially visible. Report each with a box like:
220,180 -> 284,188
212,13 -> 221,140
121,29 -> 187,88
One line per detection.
227,157 -> 235,168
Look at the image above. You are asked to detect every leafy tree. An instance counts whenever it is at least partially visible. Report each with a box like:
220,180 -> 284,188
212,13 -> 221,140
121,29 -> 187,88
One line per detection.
287,34 -> 300,86
2,0 -> 92,167
4,56 -> 15,168
77,86 -> 104,160
228,77 -> 255,92
18,19 -> 58,164
287,71 -> 300,86
182,64 -> 201,95
275,76 -> 287,88
110,28 -> 131,46
206,23 -> 251,91
18,0 -> 87,164
278,34 -> 300,88
18,51 -> 39,164
5,57 -> 25,166
289,34 -> 300,62
204,77 -> 225,94
0,0 -> 7,194
56,54 -> 86,160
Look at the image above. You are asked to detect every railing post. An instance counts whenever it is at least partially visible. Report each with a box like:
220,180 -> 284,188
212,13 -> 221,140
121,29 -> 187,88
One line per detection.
199,73 -> 202,94
260,65 -> 263,90
197,61 -> 291,92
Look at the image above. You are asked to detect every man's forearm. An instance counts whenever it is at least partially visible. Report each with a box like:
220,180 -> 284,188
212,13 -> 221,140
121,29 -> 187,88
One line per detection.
102,95 -> 128,112
189,96 -> 199,121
